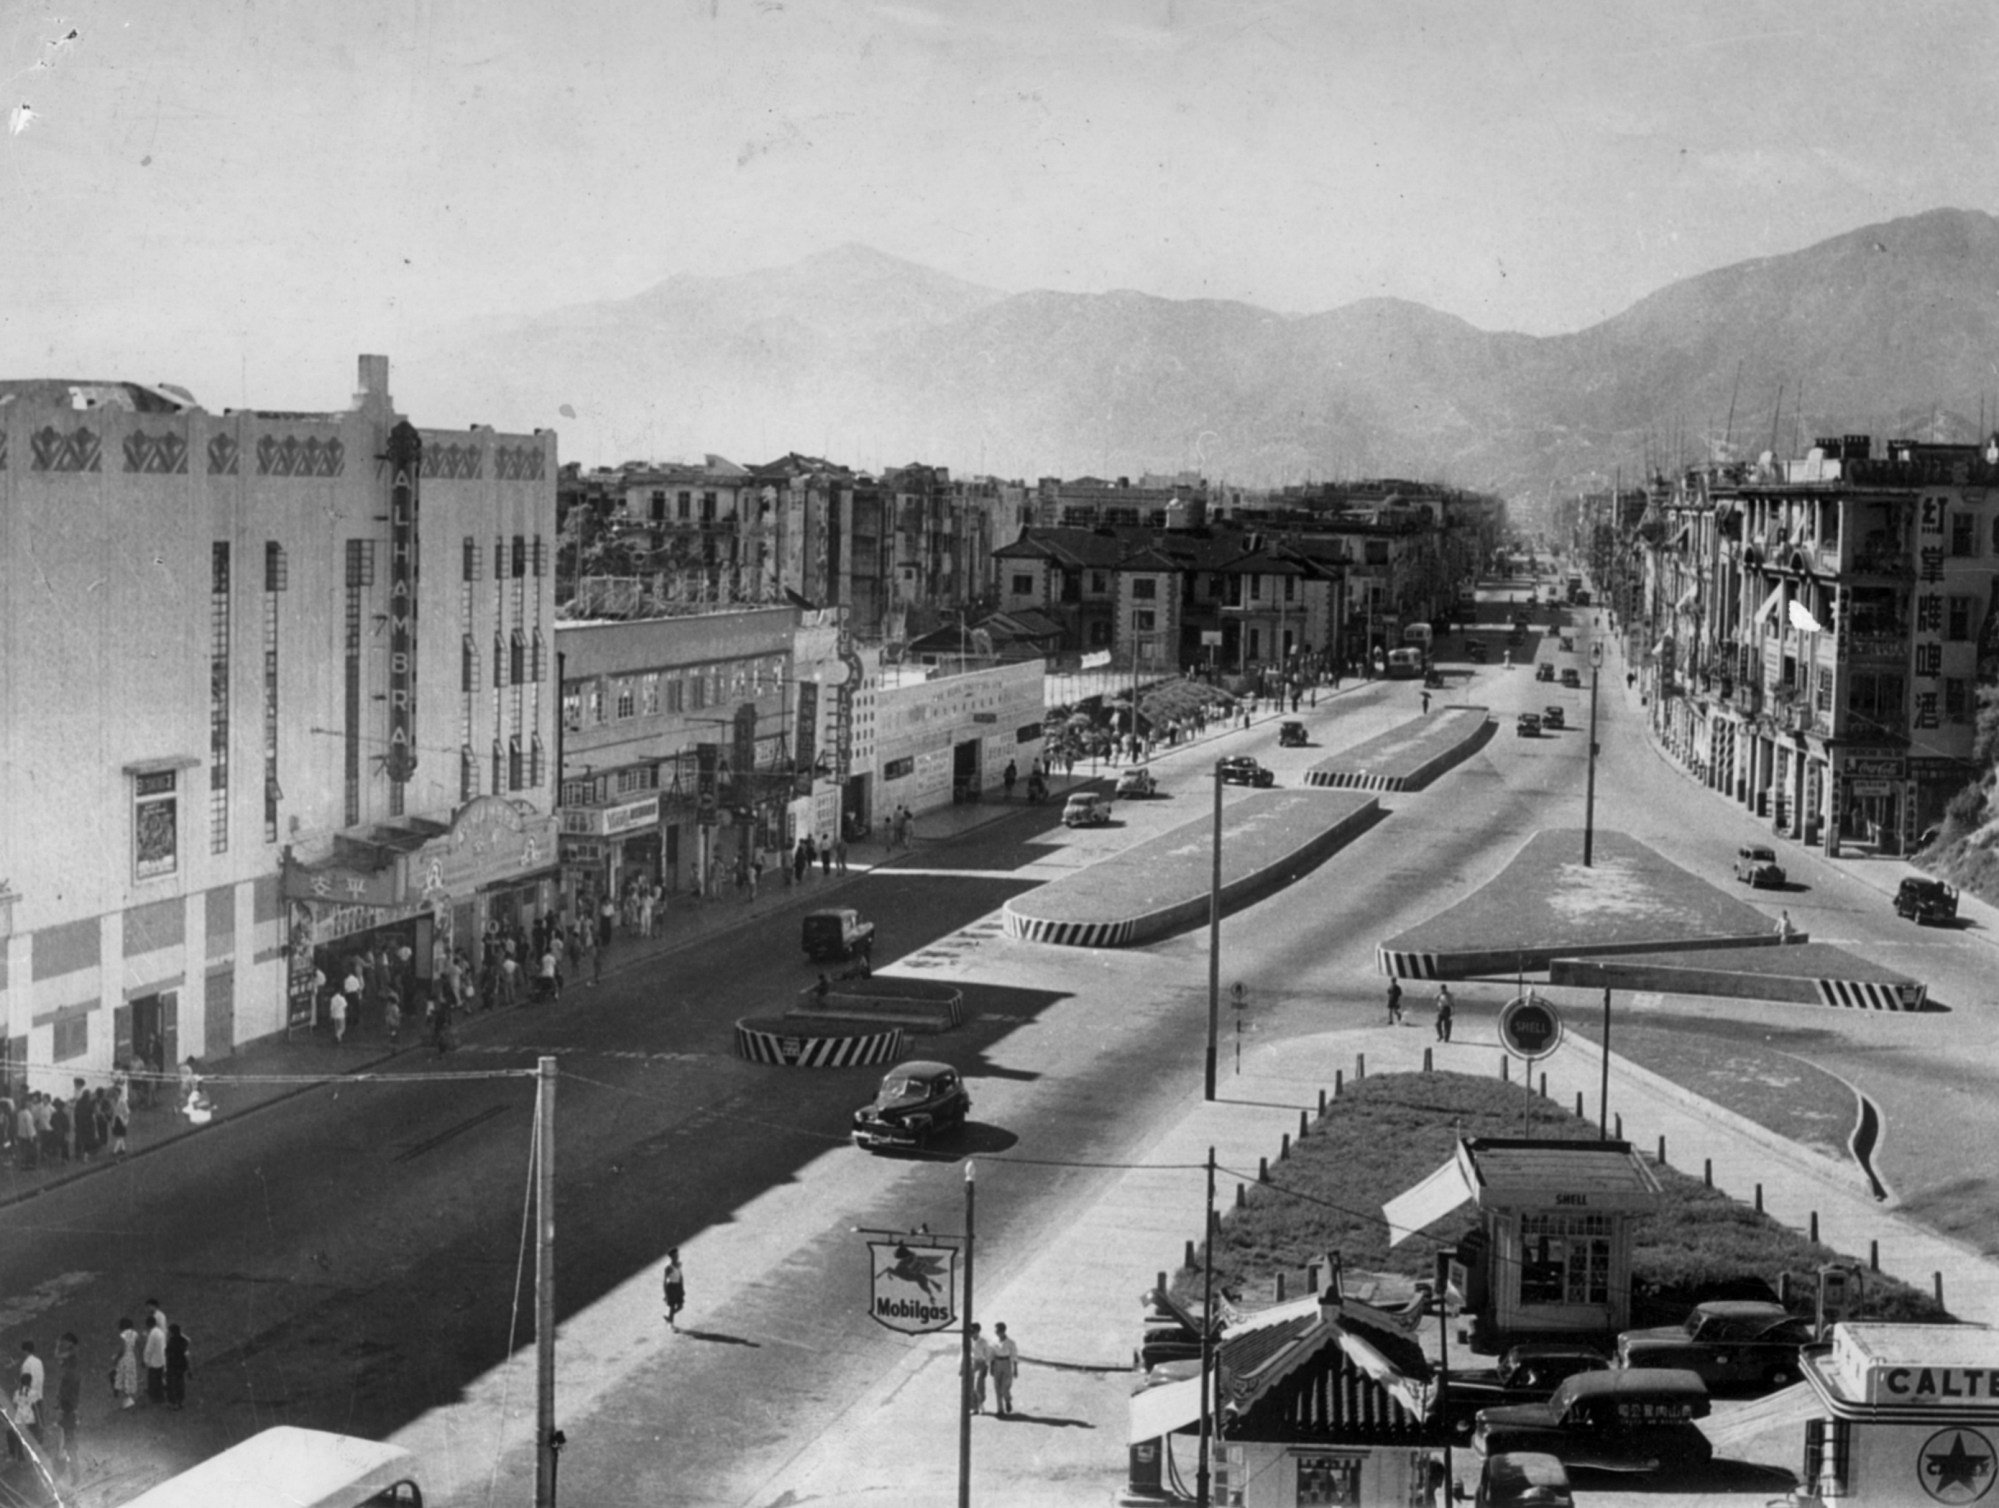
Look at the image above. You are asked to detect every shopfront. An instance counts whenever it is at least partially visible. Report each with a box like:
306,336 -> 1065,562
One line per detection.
558,791 -> 662,918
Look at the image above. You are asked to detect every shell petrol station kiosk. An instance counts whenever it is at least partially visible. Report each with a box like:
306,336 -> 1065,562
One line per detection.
1789,1322 -> 1999,1506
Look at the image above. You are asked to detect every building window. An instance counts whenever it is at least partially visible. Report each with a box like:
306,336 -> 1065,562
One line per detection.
52,1014 -> 87,1063
1948,596 -> 1975,641
210,542 -> 231,853
494,632 -> 507,689
1134,610 -> 1156,632
1283,574 -> 1296,603
615,679 -> 635,719
530,733 -> 546,787
677,491 -> 692,521
532,535 -> 547,576
265,541 -> 289,593
1132,577 -> 1157,600
510,629 -> 526,685
649,489 -> 666,521
532,630 -> 547,682
1090,571 -> 1107,594
588,680 -> 605,724
690,672 -> 707,711
1519,1212 -> 1614,1306
462,635 -> 480,692
665,676 -> 685,713
134,770 -> 179,881
491,740 -> 505,796
1952,511 -> 1978,557
641,673 -> 660,716
561,688 -> 582,732
494,535 -> 507,579
1945,678 -> 1971,723
561,778 -> 593,807
1011,573 -> 1033,595
617,766 -> 655,794
463,536 -> 482,581
1290,1454 -> 1364,1508
345,539 -> 375,588
508,735 -> 524,790
701,491 -> 717,522
512,535 -> 528,578
461,744 -> 478,802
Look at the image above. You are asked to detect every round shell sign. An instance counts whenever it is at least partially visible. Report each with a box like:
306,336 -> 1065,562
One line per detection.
1498,993 -> 1563,1062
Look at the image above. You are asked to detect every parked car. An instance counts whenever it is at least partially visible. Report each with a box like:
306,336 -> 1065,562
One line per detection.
1218,756 -> 1275,787
1615,1300 -> 1816,1391
1114,766 -> 1158,799
1733,845 -> 1786,888
851,1060 -> 970,1152
1535,662 -> 1555,682
1542,705 -> 1566,730
1062,792 -> 1114,827
1278,720 -> 1309,747
802,907 -> 875,963
1474,1452 -> 1574,1508
1894,875 -> 1959,925
1561,668 -> 1582,688
1444,1345 -> 1610,1435
1473,1368 -> 1712,1475
1515,713 -> 1541,738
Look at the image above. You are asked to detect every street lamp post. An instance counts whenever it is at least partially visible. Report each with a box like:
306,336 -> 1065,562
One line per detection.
1584,640 -> 1604,866
1206,758 -> 1223,1101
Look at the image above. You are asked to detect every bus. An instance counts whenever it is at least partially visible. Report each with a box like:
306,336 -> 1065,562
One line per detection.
1565,573 -> 1584,604
1402,622 -> 1434,652
1385,647 -> 1425,679
118,1427 -> 425,1507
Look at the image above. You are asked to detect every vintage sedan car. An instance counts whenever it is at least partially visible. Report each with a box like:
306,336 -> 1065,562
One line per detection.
1443,1345 -> 1610,1436
1218,755 -> 1275,787
1114,765 -> 1158,799
802,907 -> 875,962
1473,1368 -> 1712,1474
1062,792 -> 1113,827
1515,713 -> 1541,738
1615,1300 -> 1816,1391
851,1060 -> 970,1152
1278,720 -> 1310,747
1561,668 -> 1582,689
1895,875 -> 1959,925
1732,845 -> 1786,888
1535,662 -> 1555,682
1542,705 -> 1566,730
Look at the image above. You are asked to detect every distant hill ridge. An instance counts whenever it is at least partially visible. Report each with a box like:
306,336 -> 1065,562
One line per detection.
396,208 -> 1999,503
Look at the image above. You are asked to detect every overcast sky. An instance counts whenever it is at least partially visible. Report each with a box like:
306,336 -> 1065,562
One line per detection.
5,0 -> 1997,416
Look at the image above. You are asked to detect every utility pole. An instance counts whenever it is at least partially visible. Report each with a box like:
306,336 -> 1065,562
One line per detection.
958,1161 -> 977,1508
1206,760 -> 1223,1101
1196,1147 -> 1216,1508
1584,641 -> 1604,866
1599,987 -> 1612,1140
535,1056 -> 559,1507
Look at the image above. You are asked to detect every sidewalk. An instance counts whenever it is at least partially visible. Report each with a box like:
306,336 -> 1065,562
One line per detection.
0,693 -> 1333,1212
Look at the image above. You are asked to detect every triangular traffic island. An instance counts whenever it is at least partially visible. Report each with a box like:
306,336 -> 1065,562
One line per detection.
1303,705 -> 1495,792
1552,943 -> 1931,1011
1376,829 -> 1784,979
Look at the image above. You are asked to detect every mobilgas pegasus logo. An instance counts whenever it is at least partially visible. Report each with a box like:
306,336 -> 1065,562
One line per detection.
869,1240 -> 958,1334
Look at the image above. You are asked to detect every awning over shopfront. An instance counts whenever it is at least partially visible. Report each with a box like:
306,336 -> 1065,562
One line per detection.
1382,1156 -> 1472,1247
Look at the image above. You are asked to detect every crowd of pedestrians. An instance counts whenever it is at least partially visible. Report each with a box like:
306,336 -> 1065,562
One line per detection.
7,1299 -> 191,1485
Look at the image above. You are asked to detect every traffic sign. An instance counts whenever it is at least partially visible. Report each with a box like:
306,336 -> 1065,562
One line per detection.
1497,993 -> 1563,1061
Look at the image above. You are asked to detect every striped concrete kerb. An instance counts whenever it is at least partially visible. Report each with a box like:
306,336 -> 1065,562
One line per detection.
1302,705 -> 1494,793
788,978 -> 966,1032
1002,789 -> 1382,948
1377,930 -> 1787,981
734,1017 -> 907,1067
1552,942 -> 1930,1011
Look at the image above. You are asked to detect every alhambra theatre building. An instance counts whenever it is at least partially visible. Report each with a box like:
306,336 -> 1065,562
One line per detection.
0,358 -> 558,1089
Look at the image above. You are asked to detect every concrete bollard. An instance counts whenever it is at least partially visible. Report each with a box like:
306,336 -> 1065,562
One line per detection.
1158,1271 -> 1168,1297
1185,1239 -> 1197,1270
1318,1088 -> 1328,1116
1539,1072 -> 1548,1097
1236,1183 -> 1246,1208
1501,1056 -> 1510,1082
1258,1157 -> 1270,1183
1704,1158 -> 1713,1188
1275,1272 -> 1287,1301
1357,1053 -> 1366,1080
1308,1263 -> 1322,1293
1810,1211 -> 1820,1243
1779,1271 -> 1791,1305
1756,1183 -> 1764,1213
1575,1091 -> 1584,1118
1870,1239 -> 1879,1273
1299,1110 -> 1310,1141
1615,1113 -> 1623,1139
1281,1133 -> 1291,1161
1937,1272 -> 1946,1308
1424,1047 -> 1433,1072
1657,1134 -> 1667,1165
1335,1069 -> 1344,1097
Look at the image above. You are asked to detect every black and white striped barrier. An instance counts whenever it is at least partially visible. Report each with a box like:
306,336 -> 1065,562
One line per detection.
1304,708 -> 1494,795
1376,948 -> 1443,979
1000,914 -> 1137,947
1306,770 -> 1404,792
734,1019 -> 906,1067
1815,978 -> 1927,1011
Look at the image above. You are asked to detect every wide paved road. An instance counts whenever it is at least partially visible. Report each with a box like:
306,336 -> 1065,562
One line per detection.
8,588 -> 1994,1506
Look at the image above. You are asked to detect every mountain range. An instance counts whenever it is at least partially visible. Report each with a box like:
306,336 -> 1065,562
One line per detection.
394,208 -> 1999,506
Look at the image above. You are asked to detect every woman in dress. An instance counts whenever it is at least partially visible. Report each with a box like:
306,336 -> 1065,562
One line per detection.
111,1319 -> 139,1409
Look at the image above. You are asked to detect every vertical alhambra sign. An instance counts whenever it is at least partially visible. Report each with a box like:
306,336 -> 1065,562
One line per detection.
385,420 -> 422,783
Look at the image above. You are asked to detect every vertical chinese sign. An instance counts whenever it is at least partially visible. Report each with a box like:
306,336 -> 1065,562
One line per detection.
384,420 -> 423,786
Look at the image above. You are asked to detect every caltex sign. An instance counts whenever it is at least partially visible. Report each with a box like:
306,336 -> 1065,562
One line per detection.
868,1239 -> 959,1334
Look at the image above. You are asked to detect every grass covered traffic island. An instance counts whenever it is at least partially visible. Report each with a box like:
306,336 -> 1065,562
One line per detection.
1176,1070 -> 1948,1329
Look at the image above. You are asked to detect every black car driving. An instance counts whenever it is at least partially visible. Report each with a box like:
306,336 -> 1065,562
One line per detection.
1218,755 -> 1274,787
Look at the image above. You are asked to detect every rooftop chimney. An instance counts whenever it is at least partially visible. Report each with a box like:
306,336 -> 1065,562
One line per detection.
353,354 -> 391,410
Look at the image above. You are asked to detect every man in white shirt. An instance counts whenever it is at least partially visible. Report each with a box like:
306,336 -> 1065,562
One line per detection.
16,1341 -> 42,1411
989,1323 -> 1019,1415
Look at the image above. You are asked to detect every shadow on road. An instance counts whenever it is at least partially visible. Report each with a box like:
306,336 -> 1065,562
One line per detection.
677,1328 -> 760,1348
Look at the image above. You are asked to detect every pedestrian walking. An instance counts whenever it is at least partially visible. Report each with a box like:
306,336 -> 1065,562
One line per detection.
964,1322 -> 991,1414
990,1322 -> 1019,1416
820,835 -> 833,877
598,895 -> 616,949
383,990 -> 402,1045
588,928 -> 602,987
164,1325 -> 190,1410
639,885 -> 656,939
329,989 -> 348,1045
1421,690 -> 1432,713
109,1087 -> 130,1158
500,951 -> 521,1007
1002,760 -> 1017,801
7,1370 -> 35,1461
538,945 -> 560,1003
1776,909 -> 1797,941
431,997 -> 455,1055
53,1334 -> 79,1481
834,836 -> 848,874
111,1320 -> 138,1410
747,853 -> 761,902
143,1313 -> 167,1404
17,1342 -> 42,1425
1435,984 -> 1454,1043
662,1249 -> 685,1329
1386,978 -> 1403,1025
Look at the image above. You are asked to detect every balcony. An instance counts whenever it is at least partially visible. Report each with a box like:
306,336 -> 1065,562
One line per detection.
1847,552 -> 1911,578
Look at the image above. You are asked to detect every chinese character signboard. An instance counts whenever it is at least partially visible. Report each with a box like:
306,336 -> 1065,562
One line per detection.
868,1239 -> 959,1333
837,617 -> 862,785
732,701 -> 759,809
1912,494 -> 1948,732
696,743 -> 719,826
384,421 -> 422,783
286,901 -> 319,1028
795,680 -> 819,795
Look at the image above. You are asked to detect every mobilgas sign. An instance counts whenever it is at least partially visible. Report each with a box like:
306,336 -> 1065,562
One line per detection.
384,421 -> 422,784
869,1239 -> 958,1334
1498,993 -> 1562,1061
